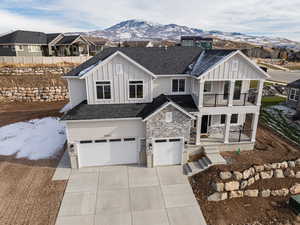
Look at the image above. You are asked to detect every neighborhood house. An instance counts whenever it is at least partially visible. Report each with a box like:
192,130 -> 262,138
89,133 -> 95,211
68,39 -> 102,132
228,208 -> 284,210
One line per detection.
61,47 -> 269,169
287,79 -> 300,117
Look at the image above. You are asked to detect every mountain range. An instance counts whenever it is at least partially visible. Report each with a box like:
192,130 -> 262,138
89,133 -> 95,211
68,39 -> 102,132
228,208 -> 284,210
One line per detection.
80,19 -> 300,51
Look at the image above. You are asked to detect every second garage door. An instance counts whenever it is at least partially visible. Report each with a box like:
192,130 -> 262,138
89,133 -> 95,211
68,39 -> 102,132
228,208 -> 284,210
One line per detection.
153,138 -> 183,166
78,138 -> 139,168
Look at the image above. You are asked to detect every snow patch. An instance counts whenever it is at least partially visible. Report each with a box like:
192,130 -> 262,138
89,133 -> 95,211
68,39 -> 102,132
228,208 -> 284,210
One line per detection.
0,117 -> 66,160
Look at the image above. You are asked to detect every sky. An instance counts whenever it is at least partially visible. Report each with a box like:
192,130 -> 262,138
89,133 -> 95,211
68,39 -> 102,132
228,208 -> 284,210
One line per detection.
0,0 -> 300,41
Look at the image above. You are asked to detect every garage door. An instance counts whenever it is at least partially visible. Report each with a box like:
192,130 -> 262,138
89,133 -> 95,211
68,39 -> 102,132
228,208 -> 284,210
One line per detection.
153,138 -> 183,166
78,138 -> 139,168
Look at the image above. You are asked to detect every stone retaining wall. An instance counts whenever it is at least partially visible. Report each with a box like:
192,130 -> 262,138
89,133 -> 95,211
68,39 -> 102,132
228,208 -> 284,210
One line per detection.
0,66 -> 75,76
0,86 -> 68,102
208,159 -> 300,201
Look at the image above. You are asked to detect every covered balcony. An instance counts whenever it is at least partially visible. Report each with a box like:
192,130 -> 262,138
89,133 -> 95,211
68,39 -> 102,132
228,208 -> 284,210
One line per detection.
198,80 -> 263,107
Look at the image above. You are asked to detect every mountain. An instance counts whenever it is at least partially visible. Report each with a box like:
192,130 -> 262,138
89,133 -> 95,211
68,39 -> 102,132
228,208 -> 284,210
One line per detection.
83,19 -> 300,51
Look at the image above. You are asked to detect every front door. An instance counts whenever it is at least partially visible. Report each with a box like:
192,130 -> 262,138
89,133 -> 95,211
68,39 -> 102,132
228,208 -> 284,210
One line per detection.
201,115 -> 209,134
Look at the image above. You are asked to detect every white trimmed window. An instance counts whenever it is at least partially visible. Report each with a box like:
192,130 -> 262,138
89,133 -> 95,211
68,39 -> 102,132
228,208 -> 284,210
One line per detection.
230,114 -> 238,124
15,45 -> 24,51
289,88 -> 299,101
129,81 -> 143,99
204,81 -> 212,93
29,45 -> 40,52
172,79 -> 185,93
96,81 -> 111,99
165,112 -> 173,123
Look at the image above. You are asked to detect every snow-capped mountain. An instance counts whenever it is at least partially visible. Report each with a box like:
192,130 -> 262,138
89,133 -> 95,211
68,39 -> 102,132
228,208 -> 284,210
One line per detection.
84,19 -> 300,50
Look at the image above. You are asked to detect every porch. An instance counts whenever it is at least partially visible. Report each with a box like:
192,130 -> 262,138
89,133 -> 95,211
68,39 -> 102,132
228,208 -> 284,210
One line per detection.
190,112 -> 259,148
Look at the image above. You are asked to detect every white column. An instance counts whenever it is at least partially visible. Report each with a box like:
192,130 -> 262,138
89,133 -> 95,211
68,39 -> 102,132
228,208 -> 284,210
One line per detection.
256,80 -> 264,106
251,112 -> 260,142
224,113 -> 231,143
228,80 -> 235,106
196,114 -> 202,145
198,81 -> 204,107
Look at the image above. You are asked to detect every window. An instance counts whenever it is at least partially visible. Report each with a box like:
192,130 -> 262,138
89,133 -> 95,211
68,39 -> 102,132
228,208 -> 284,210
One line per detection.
124,138 -> 135,142
204,81 -> 212,93
169,139 -> 181,142
172,79 -> 185,93
109,139 -> 122,142
80,140 -> 92,144
96,81 -> 111,100
155,139 -> 167,143
95,139 -> 107,143
220,114 -> 226,124
230,114 -> 238,124
15,45 -> 24,51
129,81 -> 143,99
233,80 -> 242,100
289,88 -> 299,101
29,45 -> 40,52
165,112 -> 173,123
116,64 -> 123,75
223,81 -> 229,100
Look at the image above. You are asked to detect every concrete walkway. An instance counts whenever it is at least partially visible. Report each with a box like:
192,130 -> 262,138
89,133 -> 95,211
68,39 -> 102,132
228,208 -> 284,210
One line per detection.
54,164 -> 207,225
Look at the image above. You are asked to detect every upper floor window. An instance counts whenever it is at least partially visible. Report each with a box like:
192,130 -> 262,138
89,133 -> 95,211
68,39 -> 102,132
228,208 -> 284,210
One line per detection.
172,79 -> 185,93
129,80 -> 143,99
204,81 -> 212,93
96,81 -> 111,99
289,88 -> 299,101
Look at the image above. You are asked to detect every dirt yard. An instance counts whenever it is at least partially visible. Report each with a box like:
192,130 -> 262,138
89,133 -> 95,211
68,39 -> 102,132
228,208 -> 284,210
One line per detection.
0,102 -> 67,225
191,124 -> 300,225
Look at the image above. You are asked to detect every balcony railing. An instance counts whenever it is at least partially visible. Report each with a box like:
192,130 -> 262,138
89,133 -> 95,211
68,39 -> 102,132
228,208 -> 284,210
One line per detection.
203,92 -> 257,107
203,94 -> 229,107
229,127 -> 252,143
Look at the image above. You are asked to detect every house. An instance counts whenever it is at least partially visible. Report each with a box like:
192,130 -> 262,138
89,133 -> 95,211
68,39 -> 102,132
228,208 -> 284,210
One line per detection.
0,30 -> 91,56
181,36 -> 213,49
286,79 -> 300,116
61,47 -> 269,169
84,36 -> 109,55
123,40 -> 154,47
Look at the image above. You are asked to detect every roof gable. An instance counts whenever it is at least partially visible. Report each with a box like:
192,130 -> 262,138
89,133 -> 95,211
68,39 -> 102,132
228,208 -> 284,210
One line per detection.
79,51 -> 157,79
193,50 -> 270,80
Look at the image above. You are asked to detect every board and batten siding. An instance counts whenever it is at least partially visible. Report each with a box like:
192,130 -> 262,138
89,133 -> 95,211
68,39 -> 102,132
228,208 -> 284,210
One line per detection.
153,76 -> 192,98
201,54 -> 266,81
68,79 -> 87,108
86,54 -> 153,104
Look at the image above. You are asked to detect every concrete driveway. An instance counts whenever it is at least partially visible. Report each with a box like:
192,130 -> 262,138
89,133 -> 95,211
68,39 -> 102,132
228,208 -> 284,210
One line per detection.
54,165 -> 206,225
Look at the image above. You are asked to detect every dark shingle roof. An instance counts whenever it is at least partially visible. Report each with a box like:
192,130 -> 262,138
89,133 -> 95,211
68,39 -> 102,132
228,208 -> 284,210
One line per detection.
61,95 -> 198,121
0,30 -> 47,44
56,35 -> 80,45
191,49 -> 236,77
65,47 -> 204,77
288,79 -> 300,88
46,33 -> 61,43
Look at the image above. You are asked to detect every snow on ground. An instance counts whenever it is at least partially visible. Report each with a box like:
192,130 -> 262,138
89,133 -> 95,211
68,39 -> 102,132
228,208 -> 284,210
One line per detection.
267,105 -> 296,117
0,117 -> 66,160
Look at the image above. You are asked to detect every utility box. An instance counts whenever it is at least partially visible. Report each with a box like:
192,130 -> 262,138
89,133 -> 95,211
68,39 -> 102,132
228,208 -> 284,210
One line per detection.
289,195 -> 300,215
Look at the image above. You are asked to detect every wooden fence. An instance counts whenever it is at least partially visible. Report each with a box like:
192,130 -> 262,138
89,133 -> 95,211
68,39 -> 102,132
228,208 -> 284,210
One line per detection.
0,56 -> 92,64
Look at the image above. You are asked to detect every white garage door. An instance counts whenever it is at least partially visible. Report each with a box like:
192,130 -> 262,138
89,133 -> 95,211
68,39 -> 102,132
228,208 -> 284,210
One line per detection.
78,138 -> 139,168
153,138 -> 183,166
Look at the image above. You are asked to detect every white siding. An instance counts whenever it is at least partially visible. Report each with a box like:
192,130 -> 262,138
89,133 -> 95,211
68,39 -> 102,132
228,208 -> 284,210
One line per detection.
86,54 -> 153,104
66,120 -> 146,143
201,54 -> 266,81
153,76 -> 192,97
67,78 -> 87,108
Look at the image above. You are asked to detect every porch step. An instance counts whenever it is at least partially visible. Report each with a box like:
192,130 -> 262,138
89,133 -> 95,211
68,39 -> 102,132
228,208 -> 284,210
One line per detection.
184,156 -> 212,177
203,146 -> 220,154
203,146 -> 227,165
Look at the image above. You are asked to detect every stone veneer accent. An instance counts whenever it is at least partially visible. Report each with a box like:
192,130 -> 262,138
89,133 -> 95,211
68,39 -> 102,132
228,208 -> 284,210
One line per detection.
0,66 -> 74,76
0,86 -> 68,102
145,104 -> 192,167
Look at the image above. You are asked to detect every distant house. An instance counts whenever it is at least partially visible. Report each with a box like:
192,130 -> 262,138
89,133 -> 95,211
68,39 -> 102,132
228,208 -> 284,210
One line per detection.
0,30 -> 91,57
286,79 -> 300,115
123,41 -> 154,47
181,36 -> 213,49
84,36 -> 109,55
